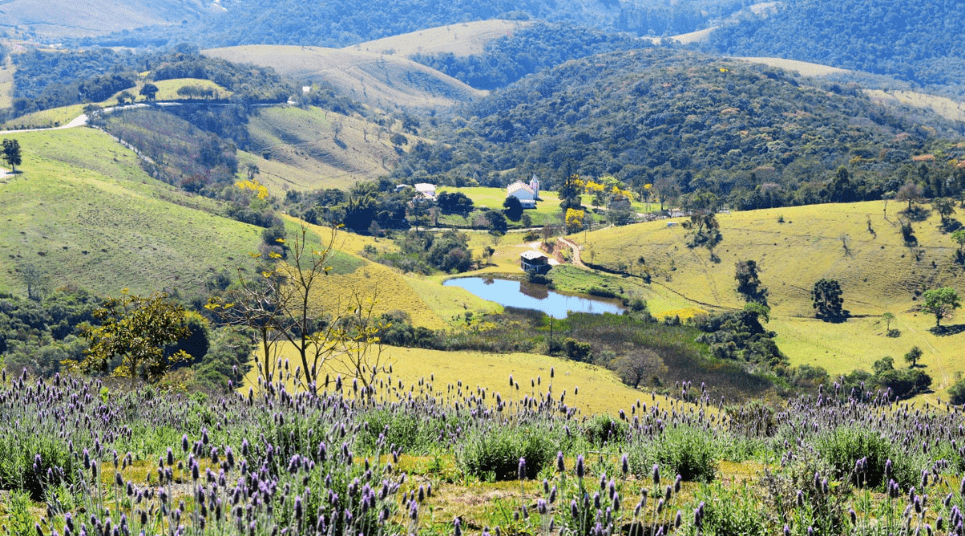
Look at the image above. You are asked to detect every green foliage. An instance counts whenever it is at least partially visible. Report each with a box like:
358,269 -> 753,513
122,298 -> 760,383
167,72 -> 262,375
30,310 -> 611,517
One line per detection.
0,289 -> 99,377
705,0 -> 965,90
456,424 -> 557,481
562,337 -> 592,362
73,291 -> 191,383
812,279 -> 846,322
948,377 -> 965,405
437,191 -> 475,218
921,287 -> 961,328
735,259 -> 768,305
502,195 -> 523,222
2,138 -> 22,171
903,346 -> 922,367
628,425 -> 718,482
396,48 -> 961,208
696,483 -> 769,536
816,426 -> 913,489
0,431 -> 76,501
83,1 -> 744,50
190,326 -> 252,390
583,414 -> 628,446
695,307 -> 786,371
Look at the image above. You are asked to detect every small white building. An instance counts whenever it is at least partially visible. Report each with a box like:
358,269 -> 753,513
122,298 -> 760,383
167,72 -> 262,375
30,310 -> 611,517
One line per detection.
507,181 -> 537,209
414,183 -> 436,201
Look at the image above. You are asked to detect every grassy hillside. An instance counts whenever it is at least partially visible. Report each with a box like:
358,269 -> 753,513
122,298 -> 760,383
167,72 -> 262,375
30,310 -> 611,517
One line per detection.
574,200 -> 965,397
0,0 -> 212,38
348,20 -> 530,58
0,127 -> 263,298
245,106 -> 413,191
203,46 -> 485,110
265,344 -> 675,417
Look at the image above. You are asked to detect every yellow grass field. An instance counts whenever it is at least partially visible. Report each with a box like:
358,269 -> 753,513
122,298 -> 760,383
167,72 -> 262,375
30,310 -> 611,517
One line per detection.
151,78 -> 231,102
573,201 -> 965,401
249,343 -> 678,417
1,104 -> 85,129
292,219 -> 497,329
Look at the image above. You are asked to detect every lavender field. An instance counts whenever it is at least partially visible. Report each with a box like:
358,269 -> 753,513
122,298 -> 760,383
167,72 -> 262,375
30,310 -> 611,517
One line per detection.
2,367 -> 965,536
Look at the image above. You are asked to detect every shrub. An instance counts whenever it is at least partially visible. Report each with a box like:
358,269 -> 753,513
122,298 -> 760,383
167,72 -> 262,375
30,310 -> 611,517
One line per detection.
583,414 -> 628,446
696,483 -> 769,536
457,424 -> 556,481
816,426 -> 913,488
0,433 -> 76,501
948,377 -> 965,405
628,425 -> 717,482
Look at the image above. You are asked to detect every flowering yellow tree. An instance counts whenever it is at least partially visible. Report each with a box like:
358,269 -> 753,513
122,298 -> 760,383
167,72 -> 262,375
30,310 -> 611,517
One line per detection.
565,208 -> 585,233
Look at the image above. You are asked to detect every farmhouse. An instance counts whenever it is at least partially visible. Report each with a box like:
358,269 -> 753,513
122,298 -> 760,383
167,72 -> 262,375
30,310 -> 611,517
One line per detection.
414,183 -> 436,201
507,180 -> 537,209
520,250 -> 551,274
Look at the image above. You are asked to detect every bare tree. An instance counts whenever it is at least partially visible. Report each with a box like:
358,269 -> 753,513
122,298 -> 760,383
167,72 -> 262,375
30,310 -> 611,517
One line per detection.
208,225 -> 387,392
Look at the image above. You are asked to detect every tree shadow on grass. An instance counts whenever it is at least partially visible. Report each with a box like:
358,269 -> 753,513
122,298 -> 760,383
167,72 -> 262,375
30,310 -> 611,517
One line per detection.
929,324 -> 965,336
940,219 -> 964,233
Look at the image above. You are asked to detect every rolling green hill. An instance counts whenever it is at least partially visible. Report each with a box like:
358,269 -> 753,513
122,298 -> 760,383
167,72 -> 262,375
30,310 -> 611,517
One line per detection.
571,200 -> 965,399
0,127 -> 263,299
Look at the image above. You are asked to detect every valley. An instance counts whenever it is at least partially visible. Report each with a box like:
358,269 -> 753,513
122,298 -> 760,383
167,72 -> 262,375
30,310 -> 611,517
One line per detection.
1,3 -> 965,535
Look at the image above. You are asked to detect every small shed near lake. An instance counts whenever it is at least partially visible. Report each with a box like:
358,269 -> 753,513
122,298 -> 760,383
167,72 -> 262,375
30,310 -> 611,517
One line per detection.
520,251 -> 551,274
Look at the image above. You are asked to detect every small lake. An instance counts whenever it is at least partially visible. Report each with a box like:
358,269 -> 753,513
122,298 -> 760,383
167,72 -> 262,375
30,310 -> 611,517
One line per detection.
444,277 -> 625,319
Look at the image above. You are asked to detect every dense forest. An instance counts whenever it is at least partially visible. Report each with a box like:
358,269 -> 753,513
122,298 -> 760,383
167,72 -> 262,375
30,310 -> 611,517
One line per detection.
74,0 -> 746,50
705,0 -> 965,95
8,48 -> 158,117
398,49 -> 965,211
412,22 -> 650,90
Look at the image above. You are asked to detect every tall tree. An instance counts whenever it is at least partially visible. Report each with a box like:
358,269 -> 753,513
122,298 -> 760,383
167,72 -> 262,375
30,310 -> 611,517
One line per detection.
139,83 -> 159,101
903,346 -> 923,368
558,173 -> 583,213
502,195 -> 524,222
812,279 -> 845,321
2,138 -> 22,172
735,259 -> 768,305
921,287 -> 961,328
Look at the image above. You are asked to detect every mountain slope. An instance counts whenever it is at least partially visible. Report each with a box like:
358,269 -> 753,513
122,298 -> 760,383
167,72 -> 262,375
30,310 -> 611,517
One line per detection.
398,48 -> 964,207
203,46 -> 485,110
0,0 -> 213,39
0,127 -> 262,298
705,0 -> 965,93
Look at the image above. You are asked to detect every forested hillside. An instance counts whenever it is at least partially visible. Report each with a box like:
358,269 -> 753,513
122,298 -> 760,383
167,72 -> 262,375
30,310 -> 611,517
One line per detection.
76,0 -> 745,49
706,0 -> 965,95
399,49 -> 965,211
4,48 -> 294,120
412,22 -> 649,90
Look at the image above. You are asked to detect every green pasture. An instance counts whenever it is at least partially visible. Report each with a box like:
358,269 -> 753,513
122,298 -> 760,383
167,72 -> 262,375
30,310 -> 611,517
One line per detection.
0,127 -> 262,298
